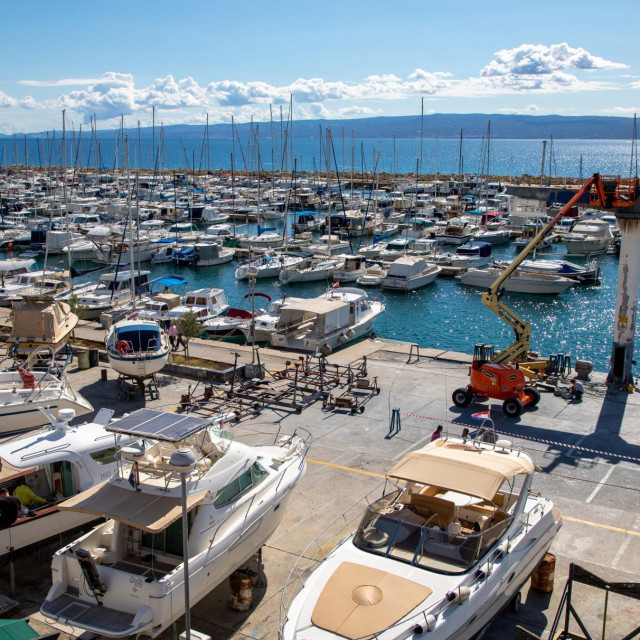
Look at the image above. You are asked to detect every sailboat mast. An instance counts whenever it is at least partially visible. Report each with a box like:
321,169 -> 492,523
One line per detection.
62,110 -> 73,288
125,135 -> 136,309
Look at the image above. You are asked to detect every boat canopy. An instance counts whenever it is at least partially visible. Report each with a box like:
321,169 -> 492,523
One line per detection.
387,440 -> 533,501
153,275 -> 189,287
59,481 -> 207,534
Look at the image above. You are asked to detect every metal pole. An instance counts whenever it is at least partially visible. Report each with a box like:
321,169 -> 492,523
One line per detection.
181,472 -> 191,640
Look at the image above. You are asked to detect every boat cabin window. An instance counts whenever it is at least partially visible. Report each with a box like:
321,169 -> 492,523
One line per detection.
89,447 -> 118,466
185,296 -> 196,305
196,297 -> 207,305
141,513 -> 194,557
213,462 -> 268,508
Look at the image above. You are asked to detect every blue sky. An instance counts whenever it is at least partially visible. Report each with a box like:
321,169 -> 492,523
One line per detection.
1,0 -> 638,133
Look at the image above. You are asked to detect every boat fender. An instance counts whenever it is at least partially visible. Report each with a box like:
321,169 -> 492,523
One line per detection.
495,540 -> 510,558
413,614 -> 437,633
346,328 -> 356,339
447,586 -> 470,604
116,340 -> 131,355
338,333 -> 349,344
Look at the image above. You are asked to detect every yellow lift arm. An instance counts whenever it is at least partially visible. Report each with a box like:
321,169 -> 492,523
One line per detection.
482,174 -> 603,365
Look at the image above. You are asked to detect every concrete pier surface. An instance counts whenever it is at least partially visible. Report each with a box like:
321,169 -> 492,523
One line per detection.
3,335 -> 639,640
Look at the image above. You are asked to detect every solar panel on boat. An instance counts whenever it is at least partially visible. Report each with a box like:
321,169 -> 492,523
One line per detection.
105,408 -> 212,442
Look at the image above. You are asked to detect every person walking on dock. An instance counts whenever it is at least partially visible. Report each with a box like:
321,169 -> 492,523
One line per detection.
168,321 -> 178,351
431,425 -> 444,441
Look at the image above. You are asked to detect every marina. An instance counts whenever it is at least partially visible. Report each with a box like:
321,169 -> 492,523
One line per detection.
1,147 -> 640,640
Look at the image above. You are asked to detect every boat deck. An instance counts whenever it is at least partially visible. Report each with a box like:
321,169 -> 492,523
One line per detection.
41,593 -> 136,636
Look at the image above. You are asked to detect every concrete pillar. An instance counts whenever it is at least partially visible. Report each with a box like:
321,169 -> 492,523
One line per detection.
608,210 -> 640,387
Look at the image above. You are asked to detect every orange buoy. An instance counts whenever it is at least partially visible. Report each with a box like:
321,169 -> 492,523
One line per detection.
530,552 -> 556,593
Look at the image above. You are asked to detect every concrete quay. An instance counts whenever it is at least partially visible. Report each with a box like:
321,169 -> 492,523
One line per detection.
2,335 -> 639,640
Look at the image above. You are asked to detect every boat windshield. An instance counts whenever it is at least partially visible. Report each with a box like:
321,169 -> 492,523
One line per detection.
353,488 -> 513,575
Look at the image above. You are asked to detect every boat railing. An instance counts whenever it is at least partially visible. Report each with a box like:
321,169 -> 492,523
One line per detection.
279,482 -> 387,636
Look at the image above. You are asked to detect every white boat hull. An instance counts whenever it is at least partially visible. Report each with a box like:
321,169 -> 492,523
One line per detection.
382,268 -> 439,291
460,269 -> 574,294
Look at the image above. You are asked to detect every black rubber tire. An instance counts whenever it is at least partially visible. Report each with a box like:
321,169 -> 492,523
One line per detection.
376,388 -> 381,395
359,406 -> 365,414
524,387 -> 541,406
511,591 -> 521,612
452,387 -> 473,408
503,397 -> 523,418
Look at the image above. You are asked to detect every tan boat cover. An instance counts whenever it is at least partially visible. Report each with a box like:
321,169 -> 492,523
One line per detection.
311,561 -> 432,639
58,481 -> 207,533
387,440 -> 533,501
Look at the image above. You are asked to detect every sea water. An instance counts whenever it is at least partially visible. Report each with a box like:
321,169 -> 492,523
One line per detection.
5,137 -> 636,178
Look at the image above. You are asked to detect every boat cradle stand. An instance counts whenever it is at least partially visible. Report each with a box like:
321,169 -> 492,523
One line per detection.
116,374 -> 159,401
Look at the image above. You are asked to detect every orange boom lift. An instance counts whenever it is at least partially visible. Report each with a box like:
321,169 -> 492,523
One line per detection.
452,173 -> 639,417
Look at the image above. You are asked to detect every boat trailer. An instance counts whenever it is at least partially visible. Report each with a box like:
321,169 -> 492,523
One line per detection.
179,380 -> 262,421
323,375 -> 380,414
226,353 -> 371,413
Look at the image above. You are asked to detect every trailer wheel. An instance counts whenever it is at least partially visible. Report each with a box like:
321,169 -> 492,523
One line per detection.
511,591 -> 521,612
452,387 -> 473,408
524,387 -> 541,406
503,397 -> 523,418
359,406 -> 365,414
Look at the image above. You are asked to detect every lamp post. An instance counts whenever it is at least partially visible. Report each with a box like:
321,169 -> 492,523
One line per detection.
169,447 -> 197,640
248,266 -> 259,364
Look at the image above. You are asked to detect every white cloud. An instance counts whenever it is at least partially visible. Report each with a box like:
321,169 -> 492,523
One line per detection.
1,44 -> 631,131
499,104 -> 542,114
599,106 -> 639,116
481,43 -> 627,77
18,78 -> 104,87
338,106 -> 379,116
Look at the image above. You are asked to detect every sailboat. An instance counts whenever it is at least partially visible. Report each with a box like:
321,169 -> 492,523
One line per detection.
105,144 -> 171,382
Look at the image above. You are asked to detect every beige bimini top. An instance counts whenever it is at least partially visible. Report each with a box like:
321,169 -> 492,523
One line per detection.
387,439 -> 533,502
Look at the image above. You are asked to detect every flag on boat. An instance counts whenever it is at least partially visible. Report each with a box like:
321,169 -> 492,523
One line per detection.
332,282 -> 340,288
471,410 -> 491,420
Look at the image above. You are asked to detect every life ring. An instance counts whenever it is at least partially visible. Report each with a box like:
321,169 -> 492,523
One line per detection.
116,340 -> 131,355
358,527 -> 390,549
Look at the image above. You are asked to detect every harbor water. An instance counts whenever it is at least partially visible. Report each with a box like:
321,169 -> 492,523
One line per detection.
21,223 -> 635,376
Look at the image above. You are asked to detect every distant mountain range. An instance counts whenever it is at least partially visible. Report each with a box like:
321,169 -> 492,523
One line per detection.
2,113 -> 635,140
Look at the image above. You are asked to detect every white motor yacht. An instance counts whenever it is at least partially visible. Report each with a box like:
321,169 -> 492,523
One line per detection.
280,437 -> 562,640
270,287 -> 384,353
41,409 -> 310,639
563,219 -> 613,255
459,267 -> 574,295
382,257 -> 441,292
167,288 -> 229,324
74,271 -> 151,321
0,407 -> 132,556
331,255 -> 366,283
173,242 -> 235,266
